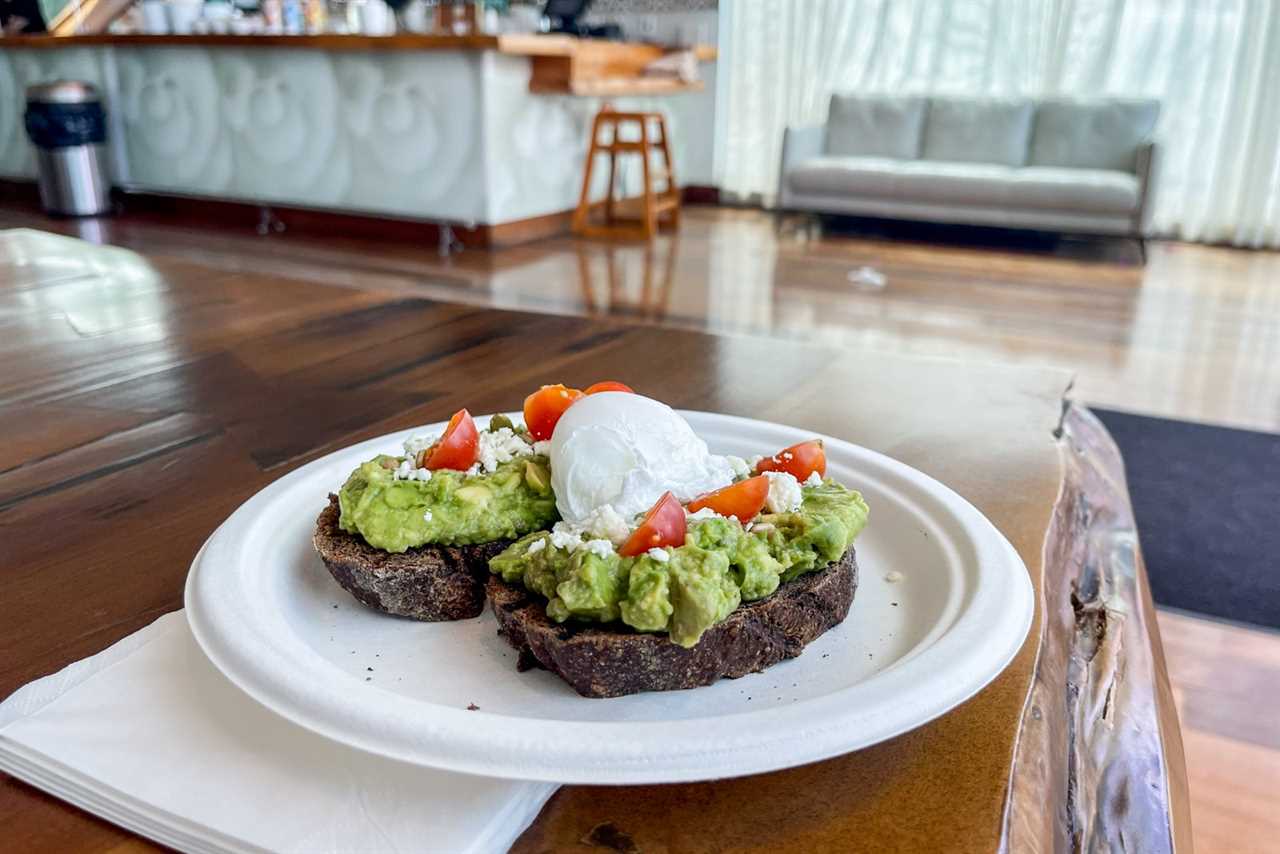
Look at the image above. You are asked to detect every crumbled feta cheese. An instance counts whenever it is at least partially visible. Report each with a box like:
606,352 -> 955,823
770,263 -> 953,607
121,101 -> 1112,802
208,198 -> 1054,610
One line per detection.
804,471 -> 823,487
581,539 -> 615,559
884,570 -> 904,584
474,427 -> 533,474
403,433 -> 439,459
725,455 -> 751,478
393,458 -> 433,482
746,455 -> 764,469
531,440 -> 551,456
580,504 -> 631,545
549,525 -> 582,551
646,547 -> 670,563
547,504 -> 633,552
526,538 -> 546,555
763,471 -> 803,513
422,510 -> 433,522
686,507 -> 723,521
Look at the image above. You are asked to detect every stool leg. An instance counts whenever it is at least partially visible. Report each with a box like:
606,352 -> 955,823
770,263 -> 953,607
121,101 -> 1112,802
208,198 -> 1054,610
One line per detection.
573,113 -> 605,236
605,123 -> 618,225
639,118 -> 657,240
656,115 -> 680,231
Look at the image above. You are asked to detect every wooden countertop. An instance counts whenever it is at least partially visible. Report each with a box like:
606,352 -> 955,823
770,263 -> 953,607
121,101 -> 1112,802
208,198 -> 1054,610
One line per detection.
0,32 -> 715,95
0,31 -> 716,58
0,228 -> 1189,853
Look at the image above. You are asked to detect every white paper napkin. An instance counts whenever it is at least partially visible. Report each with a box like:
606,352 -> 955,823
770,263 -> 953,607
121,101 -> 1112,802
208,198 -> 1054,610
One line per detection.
0,612 -> 558,853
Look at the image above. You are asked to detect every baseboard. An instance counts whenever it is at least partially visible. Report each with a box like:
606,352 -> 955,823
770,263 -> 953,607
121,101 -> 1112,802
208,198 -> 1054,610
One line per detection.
0,179 -> 583,249
487,208 -> 576,248
682,185 -> 721,205
0,178 -> 43,208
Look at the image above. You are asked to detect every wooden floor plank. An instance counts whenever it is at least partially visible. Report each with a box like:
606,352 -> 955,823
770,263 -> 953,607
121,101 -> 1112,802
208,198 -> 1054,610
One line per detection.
1157,610 -> 1280,854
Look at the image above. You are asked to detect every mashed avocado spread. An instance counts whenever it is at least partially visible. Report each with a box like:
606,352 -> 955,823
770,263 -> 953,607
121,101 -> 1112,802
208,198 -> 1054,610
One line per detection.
490,480 -> 869,647
338,419 -> 559,552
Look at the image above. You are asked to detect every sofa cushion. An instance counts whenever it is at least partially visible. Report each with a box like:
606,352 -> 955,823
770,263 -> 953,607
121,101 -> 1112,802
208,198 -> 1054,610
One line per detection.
922,97 -> 1034,166
786,156 -> 902,197
1028,98 -> 1159,171
826,94 -> 926,159
786,157 -> 1139,215
1007,166 -> 1139,213
892,161 -> 1020,206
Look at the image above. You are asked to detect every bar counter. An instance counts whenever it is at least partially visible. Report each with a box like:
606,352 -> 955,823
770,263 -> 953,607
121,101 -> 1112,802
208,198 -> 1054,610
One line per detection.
0,33 -> 716,229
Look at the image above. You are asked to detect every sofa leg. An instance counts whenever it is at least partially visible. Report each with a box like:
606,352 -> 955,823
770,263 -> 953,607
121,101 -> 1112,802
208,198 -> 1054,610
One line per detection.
773,208 -> 788,236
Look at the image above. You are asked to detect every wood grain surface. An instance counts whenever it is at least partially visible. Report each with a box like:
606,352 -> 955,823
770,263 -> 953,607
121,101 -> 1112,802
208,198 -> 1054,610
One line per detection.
0,229 -> 1188,852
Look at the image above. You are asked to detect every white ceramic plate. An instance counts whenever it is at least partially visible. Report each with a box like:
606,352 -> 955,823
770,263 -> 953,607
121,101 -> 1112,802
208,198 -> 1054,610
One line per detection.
185,412 -> 1033,784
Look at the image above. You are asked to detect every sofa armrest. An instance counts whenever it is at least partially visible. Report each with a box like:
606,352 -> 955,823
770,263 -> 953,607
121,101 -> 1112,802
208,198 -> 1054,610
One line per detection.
777,124 -> 826,202
1134,140 -> 1158,235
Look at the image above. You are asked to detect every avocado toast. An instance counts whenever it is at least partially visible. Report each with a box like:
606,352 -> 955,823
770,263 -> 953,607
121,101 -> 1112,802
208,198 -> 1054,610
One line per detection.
314,412 -> 558,621
487,456 -> 869,697
487,553 -> 856,699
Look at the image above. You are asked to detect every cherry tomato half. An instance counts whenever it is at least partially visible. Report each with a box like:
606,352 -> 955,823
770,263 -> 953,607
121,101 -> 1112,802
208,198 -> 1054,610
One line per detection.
619,491 -> 687,557
754,440 -> 826,482
584,381 -> 635,395
523,384 -> 585,441
687,475 -> 769,521
420,408 -> 480,471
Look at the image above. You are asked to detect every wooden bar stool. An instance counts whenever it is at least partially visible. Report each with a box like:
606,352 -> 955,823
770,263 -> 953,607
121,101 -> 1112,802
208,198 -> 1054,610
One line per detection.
573,105 -> 680,240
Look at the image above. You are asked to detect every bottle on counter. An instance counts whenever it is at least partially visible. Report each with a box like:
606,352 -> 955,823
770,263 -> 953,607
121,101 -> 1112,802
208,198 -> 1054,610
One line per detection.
281,0 -> 304,33
303,0 -> 327,32
261,0 -> 282,31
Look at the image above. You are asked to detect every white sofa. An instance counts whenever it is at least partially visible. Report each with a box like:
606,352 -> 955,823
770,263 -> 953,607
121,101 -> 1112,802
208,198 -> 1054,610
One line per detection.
779,94 -> 1159,245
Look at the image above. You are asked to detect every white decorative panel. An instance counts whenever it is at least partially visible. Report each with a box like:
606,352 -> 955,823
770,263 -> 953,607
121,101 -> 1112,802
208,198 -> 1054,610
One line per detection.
115,48 -> 231,194
110,47 -> 487,221
482,54 -> 590,223
333,51 -> 484,220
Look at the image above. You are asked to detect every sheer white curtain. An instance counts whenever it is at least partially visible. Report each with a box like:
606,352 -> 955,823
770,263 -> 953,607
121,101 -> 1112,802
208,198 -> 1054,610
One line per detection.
716,0 -> 1280,248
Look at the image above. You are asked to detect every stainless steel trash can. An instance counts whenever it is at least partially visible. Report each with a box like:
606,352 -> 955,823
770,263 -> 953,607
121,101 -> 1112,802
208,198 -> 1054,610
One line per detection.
24,80 -> 112,217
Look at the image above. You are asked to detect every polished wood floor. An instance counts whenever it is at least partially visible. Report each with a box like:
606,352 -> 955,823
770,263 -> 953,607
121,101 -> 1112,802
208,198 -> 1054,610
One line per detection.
2,202 -> 1279,852
1158,611 -> 1280,854
2,204 -> 1276,433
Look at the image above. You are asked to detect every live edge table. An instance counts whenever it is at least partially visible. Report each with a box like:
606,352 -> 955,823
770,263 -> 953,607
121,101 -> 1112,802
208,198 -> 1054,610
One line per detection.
0,230 -> 1191,853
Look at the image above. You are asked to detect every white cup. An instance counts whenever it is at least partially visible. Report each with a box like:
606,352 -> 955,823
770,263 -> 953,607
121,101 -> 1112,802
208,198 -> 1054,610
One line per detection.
141,0 -> 169,33
356,0 -> 389,35
401,0 -> 427,33
166,0 -> 203,34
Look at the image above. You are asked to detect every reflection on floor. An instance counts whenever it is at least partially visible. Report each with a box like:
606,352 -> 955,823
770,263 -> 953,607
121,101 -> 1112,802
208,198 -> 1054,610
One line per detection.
4,204 -> 1275,433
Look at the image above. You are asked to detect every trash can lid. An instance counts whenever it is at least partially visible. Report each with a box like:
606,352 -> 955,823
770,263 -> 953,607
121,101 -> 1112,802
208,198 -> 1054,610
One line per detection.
26,80 -> 100,105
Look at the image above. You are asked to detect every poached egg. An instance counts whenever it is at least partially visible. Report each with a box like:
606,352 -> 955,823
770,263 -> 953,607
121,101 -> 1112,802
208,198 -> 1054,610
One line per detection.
549,392 -> 735,522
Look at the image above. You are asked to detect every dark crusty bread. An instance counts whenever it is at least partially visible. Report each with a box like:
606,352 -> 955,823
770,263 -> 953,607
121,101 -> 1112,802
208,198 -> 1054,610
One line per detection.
314,494 -> 510,621
487,547 -> 857,698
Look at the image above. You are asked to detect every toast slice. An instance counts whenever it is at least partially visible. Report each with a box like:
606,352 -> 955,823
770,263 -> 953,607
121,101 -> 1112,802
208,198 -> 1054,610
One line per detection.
314,494 -> 510,621
487,547 -> 858,698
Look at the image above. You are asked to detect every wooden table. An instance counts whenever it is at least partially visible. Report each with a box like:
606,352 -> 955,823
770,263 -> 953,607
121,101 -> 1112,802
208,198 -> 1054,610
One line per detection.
0,229 -> 1190,852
